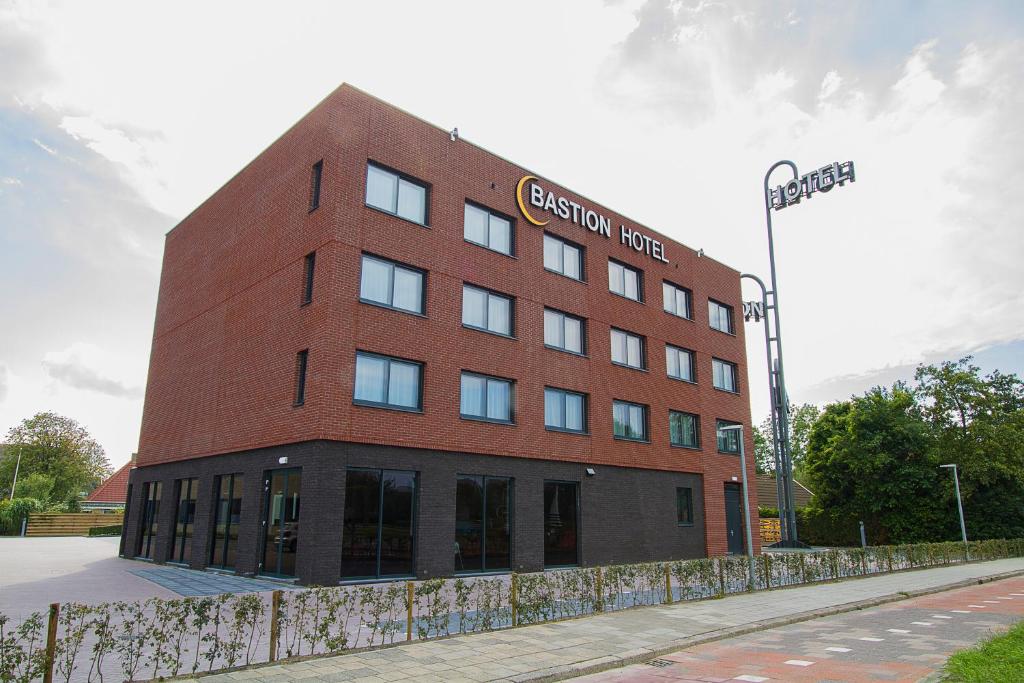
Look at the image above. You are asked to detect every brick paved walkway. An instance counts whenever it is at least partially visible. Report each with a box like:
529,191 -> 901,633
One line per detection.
577,576 -> 1024,682
204,558 -> 1024,682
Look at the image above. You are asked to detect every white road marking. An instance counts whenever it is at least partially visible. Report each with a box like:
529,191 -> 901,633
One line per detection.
859,637 -> 884,642
734,676 -> 770,682
951,610 -> 971,613
911,621 -> 934,626
968,605 -> 987,608
983,600 -> 1000,604
826,647 -> 852,653
887,629 -> 911,633
784,660 -> 814,667
1010,593 -> 1024,597
996,597 -> 1013,600
931,615 -> 953,619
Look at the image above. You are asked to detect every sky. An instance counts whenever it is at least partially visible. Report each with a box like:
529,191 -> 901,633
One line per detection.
1,0 -> 1023,468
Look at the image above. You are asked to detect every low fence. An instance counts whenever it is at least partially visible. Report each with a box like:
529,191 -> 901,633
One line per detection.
25,514 -> 125,538
2,538 -> 1022,682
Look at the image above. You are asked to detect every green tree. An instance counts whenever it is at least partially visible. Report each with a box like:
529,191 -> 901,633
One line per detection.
803,385 -> 953,545
0,412 -> 111,504
752,403 -> 821,480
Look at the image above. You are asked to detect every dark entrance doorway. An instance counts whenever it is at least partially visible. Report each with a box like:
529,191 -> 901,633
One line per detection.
543,481 -> 579,567
261,468 -> 302,577
724,483 -> 745,555
340,469 -> 417,579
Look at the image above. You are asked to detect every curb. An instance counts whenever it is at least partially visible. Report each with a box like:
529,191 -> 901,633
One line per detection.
510,568 -> 1024,682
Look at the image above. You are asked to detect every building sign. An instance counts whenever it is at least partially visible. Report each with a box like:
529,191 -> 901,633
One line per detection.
516,175 -> 670,263
769,161 -> 855,211
743,301 -> 765,322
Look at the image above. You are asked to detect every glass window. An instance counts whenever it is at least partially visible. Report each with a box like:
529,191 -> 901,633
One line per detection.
365,163 -> 428,225
455,475 -> 512,572
666,345 -> 695,382
341,468 -> 416,579
662,281 -> 691,319
354,352 -> 422,410
359,254 -> 425,314
613,400 -> 647,441
211,474 -> 243,569
676,487 -> 694,525
709,299 -> 734,334
544,387 -> 587,433
171,478 -> 198,564
294,349 -> 308,405
712,358 -> 738,392
717,420 -> 742,454
309,160 -> 323,211
302,252 -> 316,305
669,411 -> 700,448
464,203 -> 513,256
462,285 -> 512,336
543,309 -> 584,354
543,233 -> 583,280
460,372 -> 513,423
544,481 -> 579,567
610,328 -> 645,369
136,481 -> 161,560
262,468 -> 302,577
608,260 -> 642,301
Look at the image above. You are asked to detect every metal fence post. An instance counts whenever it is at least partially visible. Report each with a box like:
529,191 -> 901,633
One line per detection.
595,567 -> 603,612
43,603 -> 59,683
268,590 -> 281,662
664,564 -> 673,604
20,516 -> 27,537
510,573 -> 518,626
406,582 -> 414,641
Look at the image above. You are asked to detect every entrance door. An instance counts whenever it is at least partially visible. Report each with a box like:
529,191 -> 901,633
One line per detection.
262,468 -> 302,577
724,483 -> 744,555
543,481 -> 579,567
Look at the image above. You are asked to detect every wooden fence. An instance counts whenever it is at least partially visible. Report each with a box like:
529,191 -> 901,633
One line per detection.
26,512 -> 124,537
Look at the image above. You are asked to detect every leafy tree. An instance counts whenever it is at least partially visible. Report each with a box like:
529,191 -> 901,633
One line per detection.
0,412 -> 111,504
752,403 -> 821,480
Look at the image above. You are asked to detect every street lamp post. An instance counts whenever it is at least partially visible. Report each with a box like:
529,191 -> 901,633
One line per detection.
9,450 -> 22,501
940,464 -> 968,557
718,423 -> 755,590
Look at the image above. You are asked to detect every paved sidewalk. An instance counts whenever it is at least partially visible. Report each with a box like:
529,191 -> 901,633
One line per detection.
204,558 -> 1024,683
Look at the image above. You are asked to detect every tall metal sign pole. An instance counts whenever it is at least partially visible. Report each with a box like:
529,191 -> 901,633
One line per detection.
747,159 -> 855,547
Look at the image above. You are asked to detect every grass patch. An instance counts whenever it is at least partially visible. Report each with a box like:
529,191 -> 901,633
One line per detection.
943,620 -> 1024,682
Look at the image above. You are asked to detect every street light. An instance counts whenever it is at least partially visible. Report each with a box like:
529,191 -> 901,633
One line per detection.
718,423 -> 755,591
9,449 -> 22,501
940,464 -> 968,557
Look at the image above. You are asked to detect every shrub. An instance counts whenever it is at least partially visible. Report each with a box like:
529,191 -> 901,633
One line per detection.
88,525 -> 123,537
0,498 -> 44,536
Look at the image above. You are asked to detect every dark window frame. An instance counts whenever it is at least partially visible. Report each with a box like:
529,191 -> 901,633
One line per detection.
462,283 -> 515,339
676,487 -> 694,526
358,252 -> 428,316
364,160 -> 431,227
340,467 -> 419,581
543,232 -> 586,282
610,327 -> 647,370
717,419 -> 742,454
712,357 -> 740,394
662,280 -> 693,320
209,473 -> 244,571
543,386 -> 589,435
169,477 -> 198,565
459,371 -> 516,425
612,399 -> 649,443
543,307 -> 587,356
669,410 -> 701,449
454,474 -> 514,574
301,252 -> 316,306
294,349 -> 309,406
309,160 -> 323,212
666,344 -> 697,384
708,298 -> 735,335
352,351 -> 425,413
543,479 -> 581,568
463,200 -> 516,257
608,258 -> 644,303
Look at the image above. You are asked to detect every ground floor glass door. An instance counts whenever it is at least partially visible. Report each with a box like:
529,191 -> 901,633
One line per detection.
262,468 -> 302,577
724,483 -> 745,555
210,474 -> 244,569
340,469 -> 416,579
170,478 -> 198,564
136,481 -> 162,559
543,481 -> 579,567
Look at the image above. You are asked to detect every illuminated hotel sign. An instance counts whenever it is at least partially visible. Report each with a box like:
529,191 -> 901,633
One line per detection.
769,161 -> 855,211
516,175 -> 670,263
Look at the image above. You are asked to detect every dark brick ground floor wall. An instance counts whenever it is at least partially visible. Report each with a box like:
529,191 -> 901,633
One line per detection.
122,441 -> 707,585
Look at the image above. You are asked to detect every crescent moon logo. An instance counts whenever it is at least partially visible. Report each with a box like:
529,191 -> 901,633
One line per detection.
516,175 -> 549,226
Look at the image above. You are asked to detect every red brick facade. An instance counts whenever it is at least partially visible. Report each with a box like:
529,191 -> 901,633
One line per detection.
137,84 -> 758,558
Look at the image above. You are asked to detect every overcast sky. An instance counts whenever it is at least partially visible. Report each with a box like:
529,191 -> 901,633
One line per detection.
2,0 -> 1023,468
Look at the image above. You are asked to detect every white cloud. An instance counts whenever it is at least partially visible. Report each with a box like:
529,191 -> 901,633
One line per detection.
41,343 -> 144,400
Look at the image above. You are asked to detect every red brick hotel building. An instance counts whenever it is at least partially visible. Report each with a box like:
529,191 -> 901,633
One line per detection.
123,84 -> 758,584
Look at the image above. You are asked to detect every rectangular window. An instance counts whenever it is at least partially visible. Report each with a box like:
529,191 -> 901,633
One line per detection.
462,284 -> 513,337
717,419 -> 741,454
309,160 -> 323,211
663,281 -> 692,319
608,259 -> 642,302
669,411 -> 700,448
359,254 -> 425,314
676,487 -> 694,525
262,468 -> 301,577
610,328 -> 645,369
210,474 -> 243,569
460,372 -> 514,423
709,299 -> 734,334
712,358 -> 738,393
464,202 -> 513,256
353,352 -> 423,411
294,350 -> 308,406
136,481 -> 162,560
302,252 -> 316,305
543,308 -> 585,355
365,162 -> 428,225
544,481 -> 579,567
341,468 -> 416,579
543,233 -> 584,280
612,400 -> 648,441
455,475 -> 512,573
170,478 -> 197,564
666,345 -> 695,382
544,387 -> 587,433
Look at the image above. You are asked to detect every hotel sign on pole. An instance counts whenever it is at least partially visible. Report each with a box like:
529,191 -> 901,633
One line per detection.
768,161 -> 855,211
516,175 -> 670,263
